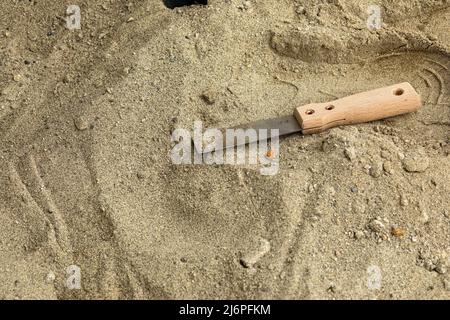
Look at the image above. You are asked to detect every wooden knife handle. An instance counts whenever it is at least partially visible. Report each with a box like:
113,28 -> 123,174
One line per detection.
294,82 -> 422,134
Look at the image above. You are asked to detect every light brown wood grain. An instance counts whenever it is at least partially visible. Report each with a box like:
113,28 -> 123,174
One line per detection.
294,82 -> 422,134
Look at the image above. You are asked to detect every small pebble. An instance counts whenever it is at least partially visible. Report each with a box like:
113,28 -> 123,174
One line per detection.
74,117 -> 89,131
354,230 -> 365,239
435,262 -> 447,274
296,6 -> 306,14
383,161 -> 394,174
380,150 -> 391,159
243,1 -> 252,10
369,163 -> 383,178
443,278 -> 450,291
46,271 -> 56,283
391,227 -> 405,238
402,150 -> 429,173
423,259 -> 435,272
344,146 -> 356,161
240,238 -> 271,268
13,74 -> 23,82
421,210 -> 429,224
368,219 -> 386,234
399,194 -> 409,207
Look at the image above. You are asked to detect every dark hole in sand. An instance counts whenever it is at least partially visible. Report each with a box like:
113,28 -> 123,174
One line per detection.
164,0 -> 208,9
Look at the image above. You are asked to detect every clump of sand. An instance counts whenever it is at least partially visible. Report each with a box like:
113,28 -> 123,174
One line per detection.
0,0 -> 449,299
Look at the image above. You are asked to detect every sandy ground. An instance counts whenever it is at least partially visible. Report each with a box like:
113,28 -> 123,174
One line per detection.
0,0 -> 449,299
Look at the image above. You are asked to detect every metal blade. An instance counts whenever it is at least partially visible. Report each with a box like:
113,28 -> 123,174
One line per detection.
195,114 -> 302,153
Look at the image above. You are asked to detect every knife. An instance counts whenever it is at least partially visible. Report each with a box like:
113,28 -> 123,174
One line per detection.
196,82 -> 422,153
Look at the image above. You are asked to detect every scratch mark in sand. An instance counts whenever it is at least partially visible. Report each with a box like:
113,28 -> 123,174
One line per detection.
27,154 -> 71,253
418,73 -> 437,105
423,58 -> 450,104
423,67 -> 445,104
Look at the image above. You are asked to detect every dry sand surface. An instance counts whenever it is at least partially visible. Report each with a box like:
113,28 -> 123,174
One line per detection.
0,0 -> 449,299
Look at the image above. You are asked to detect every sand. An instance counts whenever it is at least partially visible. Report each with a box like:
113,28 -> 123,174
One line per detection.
0,0 -> 449,299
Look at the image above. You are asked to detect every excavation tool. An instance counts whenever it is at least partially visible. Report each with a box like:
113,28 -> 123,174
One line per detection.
196,82 -> 422,153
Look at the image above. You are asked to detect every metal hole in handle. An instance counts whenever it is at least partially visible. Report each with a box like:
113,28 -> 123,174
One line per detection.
394,88 -> 404,96
305,109 -> 315,115
325,105 -> 335,110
